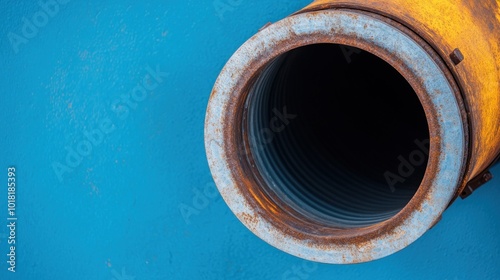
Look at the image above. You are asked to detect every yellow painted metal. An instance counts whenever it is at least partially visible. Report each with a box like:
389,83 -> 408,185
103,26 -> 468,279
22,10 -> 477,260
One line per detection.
303,0 -> 500,191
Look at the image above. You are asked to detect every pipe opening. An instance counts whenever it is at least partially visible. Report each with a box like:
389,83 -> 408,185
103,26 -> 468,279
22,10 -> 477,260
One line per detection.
245,44 -> 430,228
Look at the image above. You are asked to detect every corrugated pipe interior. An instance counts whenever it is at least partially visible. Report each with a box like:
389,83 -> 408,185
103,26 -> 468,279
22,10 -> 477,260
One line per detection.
246,44 -> 429,228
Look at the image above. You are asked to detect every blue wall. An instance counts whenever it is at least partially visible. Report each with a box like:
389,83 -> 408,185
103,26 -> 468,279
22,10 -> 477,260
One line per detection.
0,1 -> 499,279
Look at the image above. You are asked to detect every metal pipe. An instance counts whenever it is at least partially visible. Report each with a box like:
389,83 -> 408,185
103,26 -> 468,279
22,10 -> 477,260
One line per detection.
205,0 -> 500,263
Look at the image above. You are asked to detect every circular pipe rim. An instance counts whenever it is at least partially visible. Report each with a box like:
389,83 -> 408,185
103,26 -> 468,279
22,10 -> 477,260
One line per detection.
205,9 -> 466,263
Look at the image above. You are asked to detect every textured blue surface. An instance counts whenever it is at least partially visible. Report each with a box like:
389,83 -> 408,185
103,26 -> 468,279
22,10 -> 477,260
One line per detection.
0,1 -> 499,279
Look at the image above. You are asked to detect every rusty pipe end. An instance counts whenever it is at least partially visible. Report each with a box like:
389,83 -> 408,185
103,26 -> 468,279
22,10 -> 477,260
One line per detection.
205,9 -> 467,263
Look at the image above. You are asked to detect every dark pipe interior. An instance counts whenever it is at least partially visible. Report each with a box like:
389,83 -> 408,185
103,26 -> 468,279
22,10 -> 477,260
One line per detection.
246,44 -> 430,228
